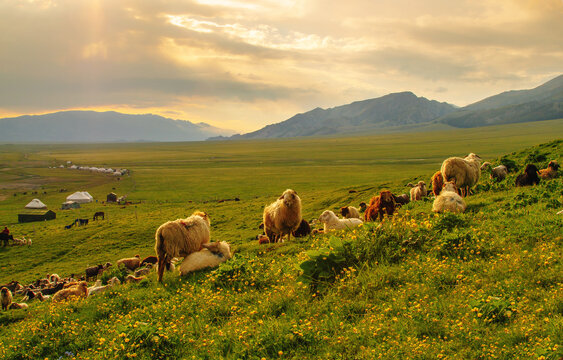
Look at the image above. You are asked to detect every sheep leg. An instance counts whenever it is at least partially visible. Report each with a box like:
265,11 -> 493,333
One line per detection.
157,256 -> 166,282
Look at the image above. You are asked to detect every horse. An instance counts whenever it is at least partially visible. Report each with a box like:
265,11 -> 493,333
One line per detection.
0,233 -> 14,247
93,212 -> 105,220
78,218 -> 89,226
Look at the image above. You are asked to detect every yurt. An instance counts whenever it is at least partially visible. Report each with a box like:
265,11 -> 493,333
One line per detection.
24,198 -> 47,209
66,191 -> 93,204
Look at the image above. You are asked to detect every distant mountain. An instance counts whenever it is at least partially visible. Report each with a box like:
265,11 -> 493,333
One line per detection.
436,74 -> 563,128
0,111 -> 236,143
220,92 -> 456,140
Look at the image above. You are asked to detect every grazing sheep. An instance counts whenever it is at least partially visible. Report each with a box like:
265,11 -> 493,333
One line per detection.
409,181 -> 428,201
155,211 -> 211,282
441,153 -> 482,197
319,210 -> 363,232
179,241 -> 233,276
358,202 -> 367,213
263,189 -> 302,243
431,171 -> 444,196
125,275 -> 146,283
140,256 -> 158,267
539,160 -> 560,180
340,206 -> 361,219
85,265 -> 104,281
432,182 -> 466,214
134,263 -> 153,277
1,287 -> 12,310
515,164 -> 541,187
392,193 -> 410,207
117,255 -> 141,271
481,162 -> 508,181
9,303 -> 28,310
52,281 -> 88,303
292,219 -> 312,238
365,191 -> 396,221
258,234 -> 270,244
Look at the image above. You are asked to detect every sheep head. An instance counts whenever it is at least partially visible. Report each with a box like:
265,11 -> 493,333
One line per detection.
359,202 -> 367,212
202,241 -> 232,259
524,164 -> 539,175
192,211 -> 210,225
340,207 -> 350,217
442,181 -> 458,192
319,210 -> 336,223
548,160 -> 560,170
466,153 -> 482,162
379,190 -> 394,203
279,189 -> 300,208
1,287 -> 9,296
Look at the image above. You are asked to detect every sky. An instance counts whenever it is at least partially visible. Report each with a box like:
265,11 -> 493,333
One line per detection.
0,0 -> 562,133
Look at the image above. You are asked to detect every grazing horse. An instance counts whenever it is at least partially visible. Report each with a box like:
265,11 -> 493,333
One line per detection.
0,234 -> 14,247
78,218 -> 89,226
93,212 -> 105,220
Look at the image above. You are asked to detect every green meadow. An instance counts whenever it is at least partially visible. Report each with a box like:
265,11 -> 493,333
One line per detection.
0,119 -> 562,359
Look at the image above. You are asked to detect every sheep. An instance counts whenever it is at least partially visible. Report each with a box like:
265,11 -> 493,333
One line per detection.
292,219 -> 312,238
48,274 -> 61,284
117,255 -> 141,271
358,202 -> 367,213
263,189 -> 302,243
365,190 -> 396,221
178,241 -> 233,276
155,210 -> 211,282
85,265 -> 104,281
431,171 -> 444,196
125,275 -> 146,283
392,193 -> 410,207
40,282 -> 64,296
441,153 -> 482,197
539,160 -> 560,180
432,182 -> 466,214
22,289 -> 46,302
258,234 -> 270,244
8,303 -> 28,310
0,281 -> 22,293
409,181 -> 427,201
134,263 -> 153,277
52,281 -> 88,303
319,210 -> 363,232
1,287 -> 12,310
515,164 -> 541,186
140,256 -> 158,267
340,206 -> 361,219
88,277 -> 120,296
481,162 -> 508,181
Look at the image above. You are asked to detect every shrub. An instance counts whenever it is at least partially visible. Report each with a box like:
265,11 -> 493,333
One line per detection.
470,296 -> 516,324
433,212 -> 468,233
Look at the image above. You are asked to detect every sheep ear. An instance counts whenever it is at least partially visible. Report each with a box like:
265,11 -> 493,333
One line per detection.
279,194 -> 285,200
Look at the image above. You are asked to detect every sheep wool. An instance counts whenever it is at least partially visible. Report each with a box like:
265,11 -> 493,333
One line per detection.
441,153 -> 482,197
432,182 -> 466,214
263,189 -> 302,243
319,210 -> 363,232
179,241 -> 232,276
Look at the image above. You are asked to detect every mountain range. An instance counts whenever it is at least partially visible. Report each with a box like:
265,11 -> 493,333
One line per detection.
212,74 -> 563,140
0,111 -> 236,143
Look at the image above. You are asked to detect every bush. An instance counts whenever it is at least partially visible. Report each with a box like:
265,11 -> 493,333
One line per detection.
470,296 -> 516,324
100,265 -> 129,285
433,212 -> 468,233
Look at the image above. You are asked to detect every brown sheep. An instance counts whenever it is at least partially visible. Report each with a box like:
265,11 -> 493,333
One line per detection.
431,171 -> 444,196
539,160 -> 560,180
392,194 -> 410,207
263,189 -> 302,243
365,190 -> 396,221
292,219 -> 312,238
1,287 -> 12,310
9,302 -> 28,310
85,264 -> 104,281
52,281 -> 88,303
140,256 -> 158,267
340,206 -> 361,219
515,164 -> 541,186
117,255 -> 141,271
441,153 -> 482,197
409,181 -> 427,201
155,211 -> 211,282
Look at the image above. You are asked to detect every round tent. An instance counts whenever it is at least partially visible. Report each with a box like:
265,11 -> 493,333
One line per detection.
25,198 -> 47,209
66,191 -> 93,204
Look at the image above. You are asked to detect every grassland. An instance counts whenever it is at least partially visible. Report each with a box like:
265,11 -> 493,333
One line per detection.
0,119 -> 561,359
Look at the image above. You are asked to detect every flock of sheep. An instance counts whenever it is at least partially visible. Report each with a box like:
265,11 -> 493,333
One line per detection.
0,153 -> 559,311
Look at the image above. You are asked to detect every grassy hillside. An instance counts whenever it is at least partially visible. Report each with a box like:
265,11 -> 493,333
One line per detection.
0,121 -> 561,359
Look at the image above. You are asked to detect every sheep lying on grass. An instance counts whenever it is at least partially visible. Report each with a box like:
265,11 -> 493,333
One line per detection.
409,181 -> 427,201
125,275 -> 146,283
392,193 -> 410,207
365,191 -> 396,221
515,164 -> 540,186
8,303 -> 28,310
292,219 -> 312,238
319,210 -> 362,232
134,264 -> 153,277
88,277 -> 120,296
480,162 -> 508,181
441,153 -> 482,196
432,182 -> 466,214
117,255 -> 141,271
179,241 -> 232,276
340,206 -> 361,219
155,211 -> 211,282
52,281 -> 88,303
539,160 -> 559,179
1,287 -> 12,310
263,189 -> 302,243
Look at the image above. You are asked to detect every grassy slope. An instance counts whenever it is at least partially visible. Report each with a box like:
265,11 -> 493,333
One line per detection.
0,119 -> 561,359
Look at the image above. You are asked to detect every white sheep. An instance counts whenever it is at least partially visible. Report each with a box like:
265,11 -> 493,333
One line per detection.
432,182 -> 467,214
441,153 -> 482,197
480,162 -> 508,181
263,189 -> 302,243
155,211 -> 211,282
318,210 -> 363,232
409,181 -> 427,201
178,241 -> 232,276
88,277 -> 120,297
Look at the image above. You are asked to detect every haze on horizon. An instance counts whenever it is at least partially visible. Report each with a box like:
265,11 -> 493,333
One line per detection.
0,0 -> 562,133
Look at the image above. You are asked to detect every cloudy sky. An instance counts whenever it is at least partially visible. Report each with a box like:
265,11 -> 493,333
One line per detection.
0,0 -> 561,132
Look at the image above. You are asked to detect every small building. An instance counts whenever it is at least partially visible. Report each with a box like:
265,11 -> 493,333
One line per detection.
18,210 -> 56,223
61,201 -> 81,210
24,198 -> 47,209
106,192 -> 118,203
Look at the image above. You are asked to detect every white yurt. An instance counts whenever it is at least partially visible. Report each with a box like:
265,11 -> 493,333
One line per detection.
25,198 -> 47,209
66,191 -> 93,204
